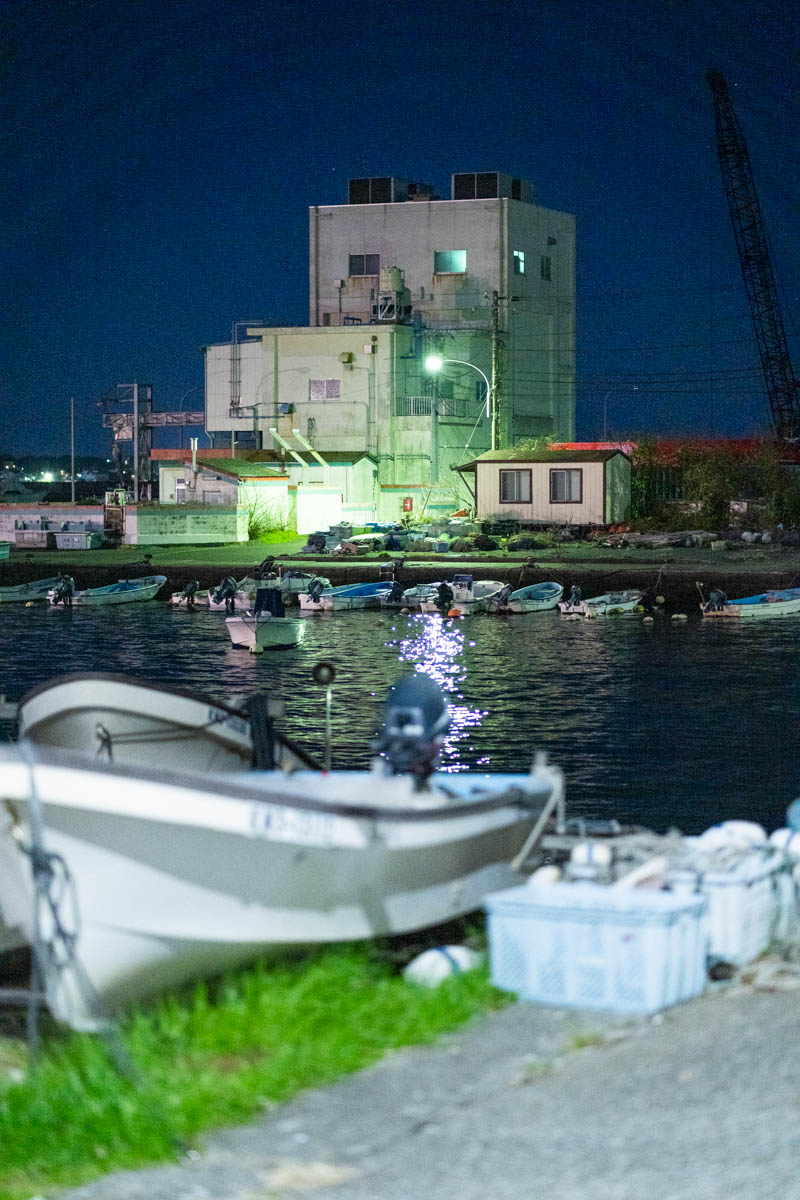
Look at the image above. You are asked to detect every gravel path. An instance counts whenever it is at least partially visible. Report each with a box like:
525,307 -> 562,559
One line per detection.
57,982 -> 800,1200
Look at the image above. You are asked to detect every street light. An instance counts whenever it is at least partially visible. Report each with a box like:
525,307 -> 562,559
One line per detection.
424,354 -> 491,420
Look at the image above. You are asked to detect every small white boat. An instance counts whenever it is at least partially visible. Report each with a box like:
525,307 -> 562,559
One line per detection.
386,582 -> 441,610
17,672 -> 255,772
49,575 -> 167,607
559,589 -> 645,617
0,576 -> 61,604
0,675 -> 565,1029
701,587 -> 800,620
486,581 -> 564,614
225,613 -> 306,652
419,575 -> 506,615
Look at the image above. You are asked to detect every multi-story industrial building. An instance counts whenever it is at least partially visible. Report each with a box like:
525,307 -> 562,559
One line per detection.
204,171 -> 575,520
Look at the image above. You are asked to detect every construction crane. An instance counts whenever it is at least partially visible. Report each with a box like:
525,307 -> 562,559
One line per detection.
706,68 -> 800,439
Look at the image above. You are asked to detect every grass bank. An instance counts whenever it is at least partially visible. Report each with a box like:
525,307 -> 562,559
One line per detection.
0,940 -> 507,1200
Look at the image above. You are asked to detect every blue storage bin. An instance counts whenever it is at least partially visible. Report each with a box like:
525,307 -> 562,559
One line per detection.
486,882 -> 708,1014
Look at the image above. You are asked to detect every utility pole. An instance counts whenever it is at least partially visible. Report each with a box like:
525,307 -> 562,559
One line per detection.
490,290 -> 502,450
132,381 -> 139,503
70,397 -> 75,504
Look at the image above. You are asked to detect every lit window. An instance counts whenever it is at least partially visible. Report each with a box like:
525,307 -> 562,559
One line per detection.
348,254 -> 380,276
550,469 -> 582,503
513,250 -> 526,275
499,469 -> 531,503
310,379 -> 341,400
434,250 -> 467,273
540,255 -> 552,281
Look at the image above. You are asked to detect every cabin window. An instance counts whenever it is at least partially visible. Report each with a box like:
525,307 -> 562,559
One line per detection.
499,469 -> 531,504
550,468 -> 582,503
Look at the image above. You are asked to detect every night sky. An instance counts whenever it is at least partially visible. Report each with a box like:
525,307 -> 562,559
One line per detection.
3,0 -> 799,459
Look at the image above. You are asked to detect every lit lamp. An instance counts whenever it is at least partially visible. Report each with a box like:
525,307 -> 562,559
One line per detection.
424,355 -> 491,418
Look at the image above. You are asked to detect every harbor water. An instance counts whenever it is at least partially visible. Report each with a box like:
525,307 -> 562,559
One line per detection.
1,601 -> 798,835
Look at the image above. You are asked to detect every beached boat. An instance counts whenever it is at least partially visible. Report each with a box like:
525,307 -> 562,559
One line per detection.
0,576 -> 62,604
49,575 -> 167,607
298,580 -> 393,611
17,672 -> 256,772
486,581 -> 564,614
225,612 -> 306,652
701,587 -> 800,620
0,675 -> 564,1029
419,575 -> 506,615
559,589 -> 645,617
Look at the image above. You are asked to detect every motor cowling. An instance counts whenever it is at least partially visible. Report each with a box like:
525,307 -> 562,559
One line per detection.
373,674 -> 451,785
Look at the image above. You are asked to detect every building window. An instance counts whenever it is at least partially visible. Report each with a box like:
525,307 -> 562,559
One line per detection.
348,253 -> 380,276
550,468 -> 582,503
513,250 -> 526,275
434,250 -> 467,274
540,255 -> 552,281
310,379 -> 341,400
499,469 -> 531,503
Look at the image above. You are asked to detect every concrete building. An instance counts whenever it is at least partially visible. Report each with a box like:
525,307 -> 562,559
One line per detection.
204,170 -> 575,521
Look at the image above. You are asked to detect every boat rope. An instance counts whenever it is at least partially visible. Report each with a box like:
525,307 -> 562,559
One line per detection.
93,710 -> 248,758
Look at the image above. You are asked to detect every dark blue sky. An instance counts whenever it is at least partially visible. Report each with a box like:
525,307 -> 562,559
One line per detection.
3,0 -> 799,458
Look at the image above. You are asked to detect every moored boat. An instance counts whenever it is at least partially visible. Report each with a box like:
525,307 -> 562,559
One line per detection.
225,612 -> 306,652
0,674 -> 565,1029
486,580 -> 564,614
17,672 -> 256,771
559,588 -> 645,617
298,579 -> 393,611
49,575 -> 167,607
0,576 -> 62,604
701,587 -> 800,620
419,574 -> 506,615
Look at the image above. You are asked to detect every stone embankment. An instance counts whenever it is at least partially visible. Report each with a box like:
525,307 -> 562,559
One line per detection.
4,553 -> 800,611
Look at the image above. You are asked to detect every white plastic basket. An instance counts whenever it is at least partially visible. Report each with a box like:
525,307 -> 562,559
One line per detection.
669,847 -> 791,966
486,882 -> 708,1014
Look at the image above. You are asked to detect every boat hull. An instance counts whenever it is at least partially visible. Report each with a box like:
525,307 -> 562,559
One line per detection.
17,673 -> 254,771
225,614 -> 306,651
558,590 -> 644,617
0,577 -> 61,604
0,750 -> 557,1029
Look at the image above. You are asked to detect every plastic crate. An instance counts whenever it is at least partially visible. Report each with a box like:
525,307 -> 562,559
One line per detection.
668,848 -> 790,966
486,882 -> 708,1014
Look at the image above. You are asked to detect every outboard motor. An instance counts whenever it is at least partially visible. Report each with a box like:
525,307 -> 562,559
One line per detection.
707,587 -> 728,611
496,583 -> 512,607
373,674 -> 451,786
254,586 -> 285,617
256,556 -> 277,579
53,574 -> 74,606
568,583 -> 582,606
214,576 -> 238,612
181,579 -> 200,607
308,576 -> 326,602
387,579 -> 404,605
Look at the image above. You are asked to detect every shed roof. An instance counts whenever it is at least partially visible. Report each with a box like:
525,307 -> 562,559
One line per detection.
193,458 -> 287,480
456,448 -> 629,471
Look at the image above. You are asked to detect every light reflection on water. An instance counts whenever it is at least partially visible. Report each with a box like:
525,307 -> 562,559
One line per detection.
1,602 -> 799,834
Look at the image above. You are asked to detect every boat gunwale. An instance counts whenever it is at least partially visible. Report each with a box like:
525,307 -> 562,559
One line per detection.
17,671 -> 253,722
0,744 -> 554,825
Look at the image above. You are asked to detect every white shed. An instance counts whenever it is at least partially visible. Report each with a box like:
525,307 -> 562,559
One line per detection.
457,448 -> 631,526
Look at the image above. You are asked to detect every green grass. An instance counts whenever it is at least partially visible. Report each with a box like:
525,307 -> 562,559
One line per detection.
0,945 -> 509,1199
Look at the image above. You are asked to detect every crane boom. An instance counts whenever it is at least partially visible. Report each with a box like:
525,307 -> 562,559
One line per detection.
706,68 -> 800,439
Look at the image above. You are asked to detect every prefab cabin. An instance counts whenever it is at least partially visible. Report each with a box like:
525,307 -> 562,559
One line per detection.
457,448 -> 631,526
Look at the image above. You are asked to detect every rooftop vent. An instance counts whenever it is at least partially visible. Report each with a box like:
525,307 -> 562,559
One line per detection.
451,172 -> 533,203
348,177 -> 411,204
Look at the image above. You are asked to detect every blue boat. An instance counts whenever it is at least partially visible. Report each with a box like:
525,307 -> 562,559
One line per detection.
298,579 -> 393,611
702,587 -> 800,620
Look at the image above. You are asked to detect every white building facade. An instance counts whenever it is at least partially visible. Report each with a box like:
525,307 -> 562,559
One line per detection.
204,171 -> 575,520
